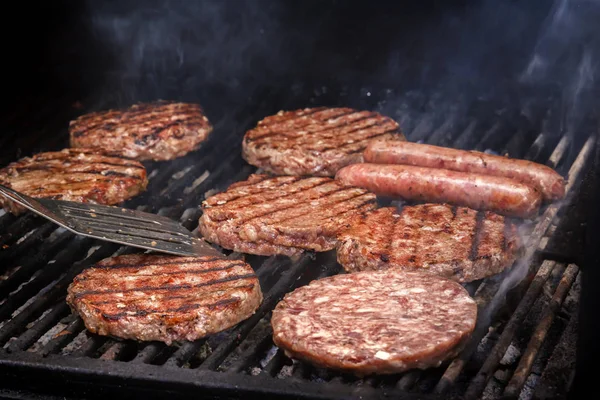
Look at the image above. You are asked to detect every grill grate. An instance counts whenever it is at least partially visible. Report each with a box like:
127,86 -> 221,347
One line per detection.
0,82 -> 594,400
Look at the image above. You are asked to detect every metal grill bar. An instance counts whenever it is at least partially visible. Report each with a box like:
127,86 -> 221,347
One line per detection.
4,302 -> 71,353
503,264 -> 579,397
435,133 -> 594,395
0,84 -> 593,400
39,318 -> 84,357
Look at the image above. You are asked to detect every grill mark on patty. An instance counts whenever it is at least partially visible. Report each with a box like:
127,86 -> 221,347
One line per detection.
89,284 -> 257,306
11,156 -> 144,170
101,297 -> 243,321
88,265 -> 245,278
72,114 -> 208,139
284,112 -> 379,142
133,117 -> 204,145
287,115 -> 390,148
208,176 -> 311,206
97,257 -> 226,269
502,217 -> 516,252
380,210 -> 399,263
469,211 -> 485,261
317,129 -> 400,153
206,179 -> 333,212
74,273 -> 257,298
73,101 -> 190,122
23,174 -> 136,188
237,186 -> 360,225
261,113 -> 381,148
71,103 -> 205,136
223,175 -> 293,191
9,166 -> 141,179
268,192 -> 375,226
337,204 -> 518,282
246,109 -> 361,143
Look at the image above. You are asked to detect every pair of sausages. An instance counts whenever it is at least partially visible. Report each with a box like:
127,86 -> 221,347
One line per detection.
335,141 -> 566,219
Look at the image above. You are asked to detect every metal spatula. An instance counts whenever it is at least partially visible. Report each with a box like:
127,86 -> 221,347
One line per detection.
0,184 -> 222,257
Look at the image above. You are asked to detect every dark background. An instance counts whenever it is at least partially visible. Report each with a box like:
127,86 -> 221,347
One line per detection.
2,0 -> 570,106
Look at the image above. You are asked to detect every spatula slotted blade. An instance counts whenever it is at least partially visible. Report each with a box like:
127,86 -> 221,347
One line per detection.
0,184 -> 221,257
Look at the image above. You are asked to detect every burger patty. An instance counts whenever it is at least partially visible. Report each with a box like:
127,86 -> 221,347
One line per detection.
66,254 -> 263,345
0,148 -> 148,215
199,174 -> 377,257
242,107 -> 405,176
69,100 -> 213,161
337,204 -> 521,282
271,269 -> 477,376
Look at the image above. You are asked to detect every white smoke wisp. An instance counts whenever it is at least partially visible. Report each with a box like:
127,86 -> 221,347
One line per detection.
520,0 -> 574,83
475,220 -> 537,328
84,0 -> 306,107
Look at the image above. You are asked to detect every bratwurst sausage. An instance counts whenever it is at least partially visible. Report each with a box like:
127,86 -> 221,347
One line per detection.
364,141 -> 565,201
335,163 -> 542,219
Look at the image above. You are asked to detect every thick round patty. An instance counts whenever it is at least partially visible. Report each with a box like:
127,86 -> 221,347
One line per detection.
337,204 -> 521,282
199,174 -> 377,257
0,148 -> 148,215
271,269 -> 477,376
69,101 -> 213,161
242,107 -> 405,176
66,254 -> 263,344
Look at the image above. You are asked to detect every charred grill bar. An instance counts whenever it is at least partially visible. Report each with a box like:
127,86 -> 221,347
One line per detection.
0,81 -> 595,399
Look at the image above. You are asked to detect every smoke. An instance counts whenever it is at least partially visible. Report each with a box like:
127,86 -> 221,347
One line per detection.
521,0 -> 599,161
476,0 -> 600,324
83,0 -> 325,108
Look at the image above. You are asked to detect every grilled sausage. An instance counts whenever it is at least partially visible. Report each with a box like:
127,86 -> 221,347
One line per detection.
335,163 -> 542,219
364,141 -> 565,201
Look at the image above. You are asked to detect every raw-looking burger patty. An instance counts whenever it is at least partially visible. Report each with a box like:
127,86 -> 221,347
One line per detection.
337,204 -> 522,282
0,148 -> 148,215
271,269 -> 477,376
69,100 -> 213,161
336,163 -> 542,219
199,174 -> 377,257
364,140 -> 565,201
66,254 -> 263,345
242,107 -> 405,176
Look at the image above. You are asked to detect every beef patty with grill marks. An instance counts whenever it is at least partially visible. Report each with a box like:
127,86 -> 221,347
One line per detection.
199,174 -> 377,257
0,148 -> 148,215
242,107 -> 405,176
271,269 -> 477,376
69,100 -> 213,161
337,204 -> 522,282
66,254 -> 263,344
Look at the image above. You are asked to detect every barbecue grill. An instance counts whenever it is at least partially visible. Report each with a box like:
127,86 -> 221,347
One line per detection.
2,1 -> 599,399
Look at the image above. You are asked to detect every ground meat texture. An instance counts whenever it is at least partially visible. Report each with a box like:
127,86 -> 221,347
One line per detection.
198,174 -> 377,257
242,107 -> 405,176
66,254 -> 263,345
271,269 -> 477,376
336,204 -> 522,282
0,148 -> 148,215
69,100 -> 213,161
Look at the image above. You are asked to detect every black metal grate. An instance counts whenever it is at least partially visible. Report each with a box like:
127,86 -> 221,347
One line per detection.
0,82 -> 594,400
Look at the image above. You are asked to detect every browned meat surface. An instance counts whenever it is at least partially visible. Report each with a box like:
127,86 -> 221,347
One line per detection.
69,101 -> 213,161
364,140 -> 565,201
66,254 -> 263,345
199,174 -> 377,257
242,107 -> 405,176
0,148 -> 148,215
337,204 -> 521,282
271,269 -> 477,376
336,163 -> 542,219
